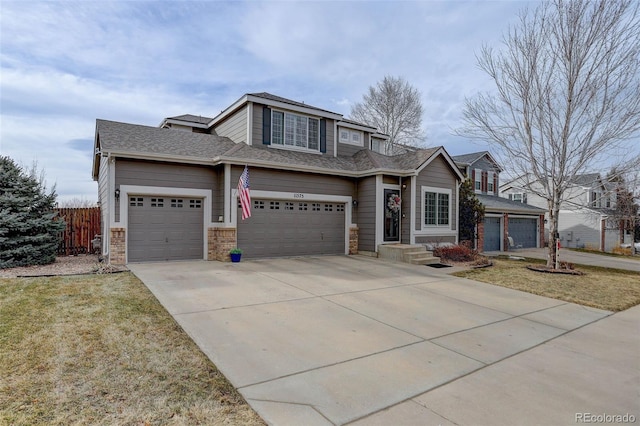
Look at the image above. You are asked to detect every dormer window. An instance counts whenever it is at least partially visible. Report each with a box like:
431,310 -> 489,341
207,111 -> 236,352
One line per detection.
338,127 -> 364,147
509,193 -> 528,204
271,110 -> 320,151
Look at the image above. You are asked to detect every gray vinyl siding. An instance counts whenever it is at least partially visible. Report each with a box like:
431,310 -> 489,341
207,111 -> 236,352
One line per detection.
252,103 -> 263,146
357,176 -> 376,252
215,105 -> 247,143
213,166 -> 224,221
337,143 -> 362,157
401,177 -> 411,243
98,156 -> 110,254
415,155 -> 458,231
230,166 -> 354,196
114,159 -> 218,222
251,103 -> 336,156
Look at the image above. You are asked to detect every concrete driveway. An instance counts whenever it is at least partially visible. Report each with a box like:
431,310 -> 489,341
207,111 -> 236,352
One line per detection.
129,256 -> 636,425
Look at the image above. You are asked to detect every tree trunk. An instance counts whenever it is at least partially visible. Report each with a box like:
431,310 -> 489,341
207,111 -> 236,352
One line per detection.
547,200 -> 560,268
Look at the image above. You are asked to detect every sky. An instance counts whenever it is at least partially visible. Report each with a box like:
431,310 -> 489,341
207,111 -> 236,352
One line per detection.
2,0 -> 539,203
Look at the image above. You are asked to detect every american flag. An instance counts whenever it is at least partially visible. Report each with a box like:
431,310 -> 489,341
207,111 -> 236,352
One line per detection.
238,165 -> 251,220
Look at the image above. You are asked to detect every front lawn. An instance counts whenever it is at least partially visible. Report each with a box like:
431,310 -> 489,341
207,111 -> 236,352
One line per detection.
0,273 -> 264,425
452,257 -> 640,312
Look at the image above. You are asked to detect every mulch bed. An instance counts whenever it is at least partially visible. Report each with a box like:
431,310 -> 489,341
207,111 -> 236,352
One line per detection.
526,264 -> 585,275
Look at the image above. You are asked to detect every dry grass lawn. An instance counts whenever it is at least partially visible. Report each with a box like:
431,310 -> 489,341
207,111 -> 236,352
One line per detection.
453,257 -> 640,312
0,272 -> 264,426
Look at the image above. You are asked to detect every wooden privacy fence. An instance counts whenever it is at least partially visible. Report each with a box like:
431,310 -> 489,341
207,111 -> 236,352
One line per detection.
56,207 -> 101,255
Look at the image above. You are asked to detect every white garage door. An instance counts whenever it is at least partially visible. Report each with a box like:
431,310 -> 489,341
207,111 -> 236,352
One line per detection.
128,196 -> 204,262
237,199 -> 346,259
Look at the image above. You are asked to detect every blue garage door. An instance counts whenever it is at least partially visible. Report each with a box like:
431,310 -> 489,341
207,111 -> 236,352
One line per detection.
509,218 -> 538,248
483,217 -> 501,251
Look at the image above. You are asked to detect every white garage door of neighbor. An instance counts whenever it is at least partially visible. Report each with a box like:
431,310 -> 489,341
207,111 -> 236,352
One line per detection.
237,199 -> 346,259
128,196 -> 204,262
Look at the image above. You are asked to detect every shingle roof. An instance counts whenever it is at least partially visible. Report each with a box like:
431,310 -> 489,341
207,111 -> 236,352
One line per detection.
451,151 -> 489,165
570,173 -> 601,186
166,114 -> 213,124
249,92 -> 339,116
96,120 -> 235,159
477,194 -> 546,214
96,119 -> 448,176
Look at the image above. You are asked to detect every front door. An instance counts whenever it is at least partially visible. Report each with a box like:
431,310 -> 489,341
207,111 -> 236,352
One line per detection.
383,189 -> 401,242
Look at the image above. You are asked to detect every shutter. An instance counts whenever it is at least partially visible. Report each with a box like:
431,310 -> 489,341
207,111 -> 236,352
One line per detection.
509,194 -> 513,201
320,119 -> 326,153
262,107 -> 271,145
482,171 -> 487,192
493,173 -> 498,193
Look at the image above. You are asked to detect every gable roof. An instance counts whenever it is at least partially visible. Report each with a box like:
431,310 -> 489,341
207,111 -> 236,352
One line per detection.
166,114 -> 213,124
477,194 -> 546,214
452,151 -> 503,172
93,119 -> 463,181
570,173 -> 601,187
211,92 -> 344,127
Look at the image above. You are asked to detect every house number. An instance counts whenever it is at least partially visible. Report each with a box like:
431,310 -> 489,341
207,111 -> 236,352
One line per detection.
293,193 -> 304,199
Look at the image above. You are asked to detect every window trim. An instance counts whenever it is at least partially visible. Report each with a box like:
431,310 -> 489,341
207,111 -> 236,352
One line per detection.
421,186 -> 453,230
270,109 -> 320,152
338,127 -> 364,147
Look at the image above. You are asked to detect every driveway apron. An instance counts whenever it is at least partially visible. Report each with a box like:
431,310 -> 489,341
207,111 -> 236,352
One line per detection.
129,255 -> 616,425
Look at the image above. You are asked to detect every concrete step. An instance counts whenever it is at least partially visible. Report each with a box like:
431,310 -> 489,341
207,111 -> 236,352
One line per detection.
408,255 -> 442,265
378,244 -> 441,265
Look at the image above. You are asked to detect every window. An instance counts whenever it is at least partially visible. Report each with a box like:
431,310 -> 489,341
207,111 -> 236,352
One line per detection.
129,197 -> 143,207
370,138 -> 382,153
509,193 -> 528,204
270,201 -> 280,210
338,127 -> 364,146
422,188 -> 451,227
272,110 -> 320,151
151,198 -> 164,207
474,169 -> 482,191
254,200 -> 265,209
336,204 -> 345,212
312,203 -> 321,211
298,203 -> 308,211
487,172 -> 494,193
171,199 -> 184,208
189,199 -> 202,209
285,202 -> 294,210
324,204 -> 333,212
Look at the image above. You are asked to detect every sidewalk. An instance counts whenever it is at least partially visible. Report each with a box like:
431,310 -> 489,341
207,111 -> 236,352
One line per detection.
485,247 -> 640,272
352,304 -> 640,426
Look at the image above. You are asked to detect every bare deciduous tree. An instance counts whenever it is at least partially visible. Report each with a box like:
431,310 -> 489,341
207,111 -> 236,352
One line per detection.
457,0 -> 640,267
350,75 -> 425,154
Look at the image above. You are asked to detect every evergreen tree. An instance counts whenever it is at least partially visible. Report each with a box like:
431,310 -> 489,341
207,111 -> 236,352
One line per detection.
0,156 -> 65,268
458,178 -> 485,243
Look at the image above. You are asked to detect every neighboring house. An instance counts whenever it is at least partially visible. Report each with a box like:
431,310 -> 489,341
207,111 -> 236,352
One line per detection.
500,173 -> 627,252
452,151 -> 546,252
93,92 -> 464,264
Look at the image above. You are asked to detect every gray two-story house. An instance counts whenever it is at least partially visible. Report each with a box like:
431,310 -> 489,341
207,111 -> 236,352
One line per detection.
93,92 -> 464,263
453,151 -> 546,252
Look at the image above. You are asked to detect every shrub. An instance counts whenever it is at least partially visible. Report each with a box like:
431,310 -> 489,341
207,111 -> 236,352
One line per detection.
433,244 -> 477,262
0,156 -> 65,268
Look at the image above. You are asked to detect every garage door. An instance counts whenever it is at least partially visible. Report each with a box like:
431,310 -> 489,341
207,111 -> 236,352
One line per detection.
483,217 -> 501,251
237,199 -> 345,259
128,196 -> 204,262
508,218 -> 538,248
